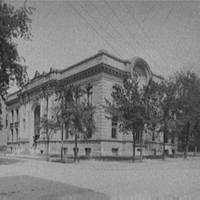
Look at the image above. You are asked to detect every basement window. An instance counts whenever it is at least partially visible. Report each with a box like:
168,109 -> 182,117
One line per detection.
112,148 -> 119,156
85,148 -> 91,157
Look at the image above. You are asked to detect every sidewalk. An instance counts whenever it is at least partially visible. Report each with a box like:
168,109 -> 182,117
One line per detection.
0,155 -> 200,199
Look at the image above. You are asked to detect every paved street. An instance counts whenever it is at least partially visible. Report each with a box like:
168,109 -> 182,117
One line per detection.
0,156 -> 200,200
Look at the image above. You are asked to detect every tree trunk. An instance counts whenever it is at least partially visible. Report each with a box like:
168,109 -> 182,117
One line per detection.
74,133 -> 78,163
132,133 -> 136,162
163,127 -> 166,160
46,138 -> 49,161
184,122 -> 190,159
184,144 -> 188,159
139,129 -> 143,162
61,123 -> 64,161
194,146 -> 197,156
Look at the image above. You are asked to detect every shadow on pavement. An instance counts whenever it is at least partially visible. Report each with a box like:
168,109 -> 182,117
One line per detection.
0,175 -> 109,200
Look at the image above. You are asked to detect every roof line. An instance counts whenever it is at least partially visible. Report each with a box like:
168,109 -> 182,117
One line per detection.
152,73 -> 164,80
7,90 -> 21,98
60,50 -> 129,73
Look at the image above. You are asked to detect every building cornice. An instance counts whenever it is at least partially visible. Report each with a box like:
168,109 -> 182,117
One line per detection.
60,63 -> 127,84
6,52 -> 162,106
6,63 -> 128,105
60,50 -> 129,74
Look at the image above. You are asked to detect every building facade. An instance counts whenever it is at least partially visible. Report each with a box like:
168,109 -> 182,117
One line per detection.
5,50 -> 176,157
0,97 -> 7,148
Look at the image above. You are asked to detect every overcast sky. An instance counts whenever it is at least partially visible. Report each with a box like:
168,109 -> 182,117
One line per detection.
10,0 -> 200,79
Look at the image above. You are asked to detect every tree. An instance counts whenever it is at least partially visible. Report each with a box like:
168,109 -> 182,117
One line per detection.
0,1 -> 32,101
40,115 -> 59,161
148,78 -> 178,160
39,114 -> 59,161
141,79 -> 162,160
175,71 -> 200,159
55,83 -> 74,161
0,1 -> 32,129
36,85 -> 60,161
104,76 -> 146,162
55,83 -> 95,162
191,121 -> 200,156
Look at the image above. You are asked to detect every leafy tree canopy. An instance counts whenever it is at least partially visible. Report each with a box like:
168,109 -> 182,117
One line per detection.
104,75 -> 147,161
104,76 -> 146,135
175,71 -> 200,153
176,71 -> 200,125
0,0 -> 32,101
55,83 -> 95,139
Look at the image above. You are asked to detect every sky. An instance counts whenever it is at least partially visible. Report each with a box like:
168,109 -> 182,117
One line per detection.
9,0 -> 200,79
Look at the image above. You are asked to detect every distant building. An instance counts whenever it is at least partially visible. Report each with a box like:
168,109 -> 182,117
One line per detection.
5,50 -> 176,157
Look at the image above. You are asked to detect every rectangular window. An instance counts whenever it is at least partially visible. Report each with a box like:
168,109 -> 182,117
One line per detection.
7,132 -> 9,142
164,135 -> 168,143
73,147 -> 79,154
112,148 -> 119,156
16,128 -> 18,142
164,149 -> 169,155
87,132 -> 92,139
11,129 -> 13,142
136,131 -> 140,144
11,110 -> 14,122
153,149 -> 156,156
65,130 -> 68,140
85,148 -> 91,157
85,83 -> 93,105
152,132 -> 155,141
111,117 -> 117,138
111,128 -> 117,139
171,136 -> 175,144
63,148 -> 67,155
23,118 -> 26,129
16,109 -> 19,121
5,114 -> 8,128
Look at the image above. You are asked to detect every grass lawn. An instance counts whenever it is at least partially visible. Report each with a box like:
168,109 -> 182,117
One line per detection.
0,175 -> 109,200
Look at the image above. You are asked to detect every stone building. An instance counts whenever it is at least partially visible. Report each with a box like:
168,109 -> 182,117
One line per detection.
5,50 -> 176,157
0,97 -> 7,148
